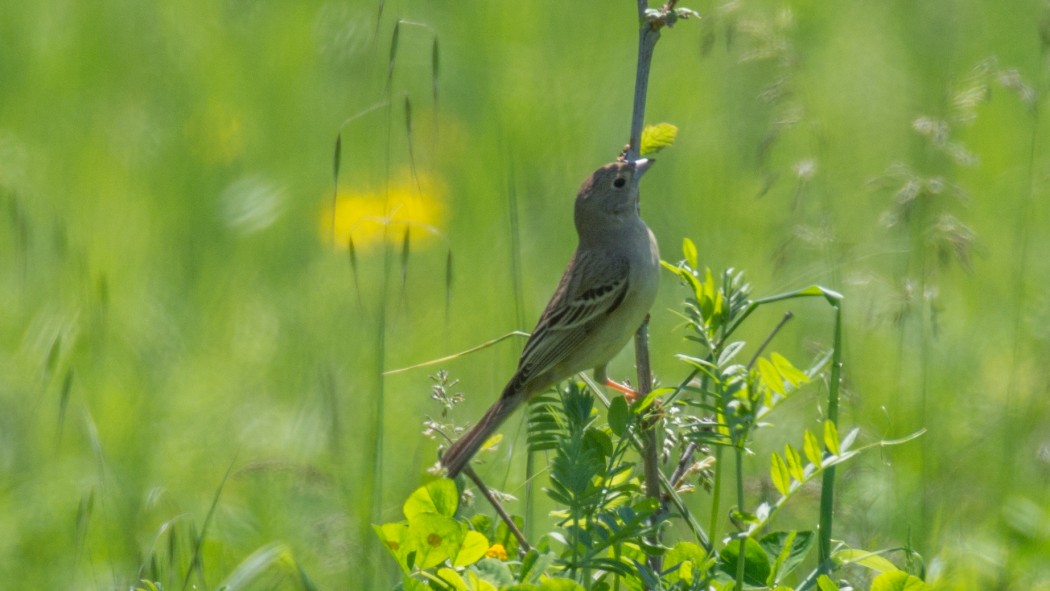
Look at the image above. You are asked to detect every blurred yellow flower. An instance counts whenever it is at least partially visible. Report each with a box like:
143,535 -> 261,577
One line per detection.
322,169 -> 446,250
485,543 -> 508,560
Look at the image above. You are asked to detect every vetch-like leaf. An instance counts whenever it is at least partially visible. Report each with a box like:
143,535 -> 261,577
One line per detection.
833,549 -> 900,573
784,444 -> 804,482
870,570 -> 930,591
771,353 -> 809,387
770,452 -> 790,495
803,430 -> 823,466
824,420 -> 840,456
817,574 -> 839,591
683,237 -> 699,268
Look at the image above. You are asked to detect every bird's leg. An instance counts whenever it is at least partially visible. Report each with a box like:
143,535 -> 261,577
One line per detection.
605,377 -> 641,403
595,366 -> 640,402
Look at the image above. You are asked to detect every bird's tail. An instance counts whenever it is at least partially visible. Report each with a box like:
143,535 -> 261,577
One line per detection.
440,392 -> 523,477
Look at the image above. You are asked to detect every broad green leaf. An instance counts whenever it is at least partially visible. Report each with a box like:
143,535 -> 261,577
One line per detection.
404,478 -> 459,519
404,513 -> 464,569
870,570 -> 930,591
761,531 -> 815,583
719,537 -> 771,587
640,122 -> 679,155
824,420 -> 840,456
784,444 -> 805,482
374,522 -> 410,571
664,541 -> 708,584
770,452 -> 790,495
833,549 -> 899,573
434,567 -> 469,591
816,574 -> 839,591
683,237 -> 698,268
452,529 -> 490,567
803,430 -> 823,466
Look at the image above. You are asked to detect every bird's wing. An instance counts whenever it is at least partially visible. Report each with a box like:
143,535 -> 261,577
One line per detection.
511,250 -> 630,389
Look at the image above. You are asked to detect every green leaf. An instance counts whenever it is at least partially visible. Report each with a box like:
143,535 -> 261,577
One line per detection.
771,353 -> 809,387
761,531 -> 815,583
404,478 -> 459,519
608,396 -> 628,437
474,558 -> 515,586
640,122 -> 679,155
452,529 -> 490,567
664,542 -> 708,584
434,567 -> 469,591
719,537 -> 771,587
404,513 -> 464,569
823,420 -> 840,456
784,444 -> 805,482
833,549 -> 900,573
803,430 -> 823,466
757,357 -> 786,395
683,237 -> 698,269
770,452 -> 790,495
519,549 -> 558,584
373,522 -> 410,572
816,574 -> 839,591
401,575 -> 430,591
870,571 -> 930,591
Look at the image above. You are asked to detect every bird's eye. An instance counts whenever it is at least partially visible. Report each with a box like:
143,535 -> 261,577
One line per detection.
613,177 -> 626,188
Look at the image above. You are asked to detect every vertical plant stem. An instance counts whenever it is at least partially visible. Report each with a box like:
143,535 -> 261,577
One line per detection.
627,2 -> 660,161
627,1 -> 664,578
709,445 -> 723,550
733,446 -> 746,591
817,300 -> 843,574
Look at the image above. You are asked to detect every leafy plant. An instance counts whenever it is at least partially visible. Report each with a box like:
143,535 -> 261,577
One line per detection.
376,239 -> 925,590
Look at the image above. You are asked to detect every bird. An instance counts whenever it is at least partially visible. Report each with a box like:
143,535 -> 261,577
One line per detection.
440,157 -> 660,477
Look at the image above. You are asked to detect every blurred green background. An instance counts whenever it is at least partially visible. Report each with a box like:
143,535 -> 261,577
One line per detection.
2,0 -> 1049,588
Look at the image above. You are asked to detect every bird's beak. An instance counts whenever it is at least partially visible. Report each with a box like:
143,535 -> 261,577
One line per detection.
633,158 -> 654,178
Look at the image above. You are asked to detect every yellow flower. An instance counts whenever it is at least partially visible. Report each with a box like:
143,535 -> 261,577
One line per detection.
485,543 -> 508,560
321,168 -> 446,250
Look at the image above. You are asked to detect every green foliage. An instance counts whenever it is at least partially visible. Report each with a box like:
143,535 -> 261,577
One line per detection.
640,123 -> 680,156
376,240 -> 925,590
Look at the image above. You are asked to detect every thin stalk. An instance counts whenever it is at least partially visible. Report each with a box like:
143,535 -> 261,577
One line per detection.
708,445 -> 724,549
463,467 -> 531,555
817,300 -> 843,574
733,446 -> 747,591
627,0 -> 665,577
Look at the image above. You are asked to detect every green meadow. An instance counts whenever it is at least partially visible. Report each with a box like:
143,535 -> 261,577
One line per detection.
2,1 -> 1048,588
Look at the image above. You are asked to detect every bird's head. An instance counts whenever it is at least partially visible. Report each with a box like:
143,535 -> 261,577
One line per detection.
574,158 -> 654,241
